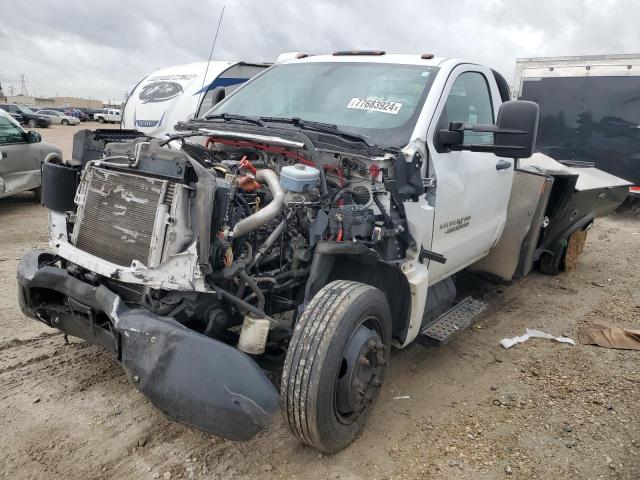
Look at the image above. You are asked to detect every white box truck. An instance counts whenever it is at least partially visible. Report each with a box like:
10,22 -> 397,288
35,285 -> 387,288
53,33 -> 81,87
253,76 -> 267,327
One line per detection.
514,54 -> 640,203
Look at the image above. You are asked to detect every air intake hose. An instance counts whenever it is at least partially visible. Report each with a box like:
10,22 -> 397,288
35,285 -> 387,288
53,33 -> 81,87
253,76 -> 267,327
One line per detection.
232,169 -> 284,238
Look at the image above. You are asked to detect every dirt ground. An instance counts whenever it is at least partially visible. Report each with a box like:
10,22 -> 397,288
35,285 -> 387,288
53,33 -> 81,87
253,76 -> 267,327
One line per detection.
0,125 -> 638,479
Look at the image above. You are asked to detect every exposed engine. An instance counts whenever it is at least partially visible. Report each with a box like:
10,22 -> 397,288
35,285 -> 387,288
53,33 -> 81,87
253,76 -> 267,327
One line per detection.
41,128 -> 423,356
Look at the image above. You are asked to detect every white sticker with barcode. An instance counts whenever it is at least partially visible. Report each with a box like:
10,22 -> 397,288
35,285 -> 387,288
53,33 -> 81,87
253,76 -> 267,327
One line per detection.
347,97 -> 403,114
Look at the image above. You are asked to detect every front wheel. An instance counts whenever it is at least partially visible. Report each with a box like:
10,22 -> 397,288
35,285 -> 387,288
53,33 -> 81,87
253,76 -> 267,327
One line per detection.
61,119 -> 69,126
281,280 -> 392,453
28,119 -> 37,128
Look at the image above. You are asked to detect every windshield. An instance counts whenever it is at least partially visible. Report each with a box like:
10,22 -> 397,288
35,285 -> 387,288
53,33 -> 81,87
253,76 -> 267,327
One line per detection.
18,106 -> 35,114
207,62 -> 439,147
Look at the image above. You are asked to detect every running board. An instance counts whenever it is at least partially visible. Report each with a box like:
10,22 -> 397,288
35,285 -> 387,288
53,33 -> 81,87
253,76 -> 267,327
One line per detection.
420,297 -> 488,344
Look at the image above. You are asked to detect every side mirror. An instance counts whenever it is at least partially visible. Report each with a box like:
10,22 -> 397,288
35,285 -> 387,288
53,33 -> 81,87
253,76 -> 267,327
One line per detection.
493,100 -> 539,158
439,100 -> 539,159
27,131 -> 42,143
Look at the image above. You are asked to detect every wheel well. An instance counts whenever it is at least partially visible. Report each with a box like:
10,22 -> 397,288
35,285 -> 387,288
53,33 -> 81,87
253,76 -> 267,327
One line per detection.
304,242 -> 411,342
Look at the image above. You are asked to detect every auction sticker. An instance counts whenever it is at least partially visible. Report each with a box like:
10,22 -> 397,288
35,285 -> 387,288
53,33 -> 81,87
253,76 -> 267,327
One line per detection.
347,97 -> 403,114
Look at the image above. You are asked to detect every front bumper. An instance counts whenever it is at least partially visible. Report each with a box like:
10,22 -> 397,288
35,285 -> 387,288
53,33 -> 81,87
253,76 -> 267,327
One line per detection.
17,250 -> 279,441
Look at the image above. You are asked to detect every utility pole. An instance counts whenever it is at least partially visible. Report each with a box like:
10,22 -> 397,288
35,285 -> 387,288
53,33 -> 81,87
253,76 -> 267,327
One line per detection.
19,74 -> 28,96
9,85 -> 15,96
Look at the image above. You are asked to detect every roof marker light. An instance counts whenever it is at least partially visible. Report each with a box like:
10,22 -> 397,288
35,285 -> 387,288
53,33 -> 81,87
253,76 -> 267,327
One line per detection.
421,53 -> 435,60
333,50 -> 386,56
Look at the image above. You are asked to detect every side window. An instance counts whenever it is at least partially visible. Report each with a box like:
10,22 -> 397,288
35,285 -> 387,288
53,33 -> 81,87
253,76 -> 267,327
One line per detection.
0,117 -> 26,145
442,72 -> 494,145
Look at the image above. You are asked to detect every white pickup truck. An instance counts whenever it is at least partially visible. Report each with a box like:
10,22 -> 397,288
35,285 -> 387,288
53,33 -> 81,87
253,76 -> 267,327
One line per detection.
18,51 -> 629,453
93,108 -> 121,123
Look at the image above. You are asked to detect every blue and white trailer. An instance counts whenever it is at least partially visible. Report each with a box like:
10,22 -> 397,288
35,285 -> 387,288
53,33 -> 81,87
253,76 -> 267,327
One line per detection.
121,61 -> 269,137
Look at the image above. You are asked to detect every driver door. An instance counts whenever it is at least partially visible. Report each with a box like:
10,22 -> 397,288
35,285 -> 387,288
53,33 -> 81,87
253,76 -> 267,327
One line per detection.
0,117 -> 41,198
425,66 -> 514,284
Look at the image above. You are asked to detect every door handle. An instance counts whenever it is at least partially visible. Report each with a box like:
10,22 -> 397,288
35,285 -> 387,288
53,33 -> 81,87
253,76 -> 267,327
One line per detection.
496,159 -> 512,171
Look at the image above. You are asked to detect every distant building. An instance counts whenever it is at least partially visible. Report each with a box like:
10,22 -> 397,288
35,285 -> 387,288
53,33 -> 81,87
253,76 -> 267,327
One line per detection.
4,94 -> 55,107
54,96 -> 103,109
3,94 -> 103,109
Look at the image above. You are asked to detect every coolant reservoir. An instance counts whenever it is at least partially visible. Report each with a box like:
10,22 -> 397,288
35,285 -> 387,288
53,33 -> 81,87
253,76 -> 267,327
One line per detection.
280,164 -> 320,192
237,314 -> 271,355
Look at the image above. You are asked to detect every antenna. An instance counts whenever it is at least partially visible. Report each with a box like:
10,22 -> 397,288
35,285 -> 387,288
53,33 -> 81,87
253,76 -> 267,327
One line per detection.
198,4 -> 226,113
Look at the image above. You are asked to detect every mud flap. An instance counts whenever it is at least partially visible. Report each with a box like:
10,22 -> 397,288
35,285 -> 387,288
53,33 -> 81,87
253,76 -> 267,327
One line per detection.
17,250 -> 280,441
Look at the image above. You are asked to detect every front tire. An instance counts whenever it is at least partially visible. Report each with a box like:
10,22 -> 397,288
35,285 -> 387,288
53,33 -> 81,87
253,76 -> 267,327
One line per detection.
281,280 -> 392,453
28,119 -> 37,128
61,119 -> 69,126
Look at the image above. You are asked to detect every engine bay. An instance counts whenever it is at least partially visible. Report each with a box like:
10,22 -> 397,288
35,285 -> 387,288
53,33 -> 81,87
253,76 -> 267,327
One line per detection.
40,126 -> 425,356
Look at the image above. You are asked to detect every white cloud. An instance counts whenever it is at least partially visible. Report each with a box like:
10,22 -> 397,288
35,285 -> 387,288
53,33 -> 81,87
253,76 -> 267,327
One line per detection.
1,0 -> 638,101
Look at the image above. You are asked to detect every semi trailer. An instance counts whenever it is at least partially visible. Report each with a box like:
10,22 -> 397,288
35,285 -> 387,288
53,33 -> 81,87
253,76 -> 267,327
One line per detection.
18,52 -> 630,453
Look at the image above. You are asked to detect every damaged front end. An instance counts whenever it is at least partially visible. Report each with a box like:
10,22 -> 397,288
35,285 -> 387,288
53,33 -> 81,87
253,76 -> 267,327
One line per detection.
17,250 -> 279,440
18,118 -> 422,441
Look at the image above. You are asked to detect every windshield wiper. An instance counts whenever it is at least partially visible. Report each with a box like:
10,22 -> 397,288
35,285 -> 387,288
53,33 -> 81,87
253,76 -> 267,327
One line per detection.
203,113 -> 265,127
259,116 -> 372,146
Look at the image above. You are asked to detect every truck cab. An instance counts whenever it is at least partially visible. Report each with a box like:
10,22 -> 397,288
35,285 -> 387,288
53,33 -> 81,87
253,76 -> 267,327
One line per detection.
17,52 -> 627,453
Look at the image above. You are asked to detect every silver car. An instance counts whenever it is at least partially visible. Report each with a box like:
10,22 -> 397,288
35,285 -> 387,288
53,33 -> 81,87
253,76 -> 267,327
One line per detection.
0,110 -> 62,201
35,109 -> 80,126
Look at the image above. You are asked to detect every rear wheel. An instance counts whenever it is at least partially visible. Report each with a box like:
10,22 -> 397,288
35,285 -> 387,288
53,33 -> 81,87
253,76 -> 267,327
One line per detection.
98,117 -> 105,123
32,187 -> 42,203
28,119 -> 37,128
281,280 -> 392,453
539,243 -> 566,275
61,119 -> 69,125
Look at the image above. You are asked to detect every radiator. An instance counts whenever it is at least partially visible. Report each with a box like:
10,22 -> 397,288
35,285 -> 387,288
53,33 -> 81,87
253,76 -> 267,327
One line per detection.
72,167 -> 173,267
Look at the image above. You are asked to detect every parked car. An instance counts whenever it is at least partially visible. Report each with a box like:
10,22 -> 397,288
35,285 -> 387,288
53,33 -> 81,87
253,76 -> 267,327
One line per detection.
76,110 -> 90,122
35,109 -> 80,125
47,107 -> 76,117
77,107 -> 102,119
0,110 -> 61,200
0,104 -> 51,128
93,108 -> 121,123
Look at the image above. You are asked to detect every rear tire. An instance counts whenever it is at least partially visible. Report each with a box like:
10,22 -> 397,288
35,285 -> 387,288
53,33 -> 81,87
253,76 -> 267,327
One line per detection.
98,117 -> 105,123
61,119 -> 69,125
28,119 -> 37,128
281,280 -> 392,453
32,187 -> 42,203
539,243 -> 565,275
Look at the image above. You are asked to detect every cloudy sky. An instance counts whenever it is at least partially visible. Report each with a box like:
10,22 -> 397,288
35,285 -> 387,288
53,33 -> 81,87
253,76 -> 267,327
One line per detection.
1,0 -> 638,101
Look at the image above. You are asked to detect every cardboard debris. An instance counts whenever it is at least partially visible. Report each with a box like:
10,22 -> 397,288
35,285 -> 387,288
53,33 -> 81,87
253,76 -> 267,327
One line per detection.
579,324 -> 640,351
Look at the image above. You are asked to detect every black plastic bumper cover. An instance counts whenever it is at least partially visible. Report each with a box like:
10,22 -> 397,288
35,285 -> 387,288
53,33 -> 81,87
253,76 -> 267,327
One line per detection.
17,250 -> 279,441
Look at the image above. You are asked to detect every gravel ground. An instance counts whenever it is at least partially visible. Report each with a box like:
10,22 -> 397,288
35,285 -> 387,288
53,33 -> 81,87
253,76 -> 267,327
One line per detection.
0,125 -> 638,479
